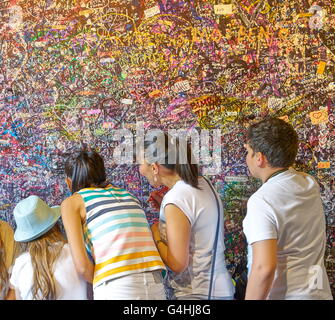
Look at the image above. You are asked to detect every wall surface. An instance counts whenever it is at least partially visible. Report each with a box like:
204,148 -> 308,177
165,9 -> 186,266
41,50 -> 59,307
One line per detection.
0,0 -> 334,296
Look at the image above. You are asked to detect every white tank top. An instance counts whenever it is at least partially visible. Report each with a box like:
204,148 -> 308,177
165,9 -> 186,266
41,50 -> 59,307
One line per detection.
160,177 -> 235,298
10,244 -> 87,300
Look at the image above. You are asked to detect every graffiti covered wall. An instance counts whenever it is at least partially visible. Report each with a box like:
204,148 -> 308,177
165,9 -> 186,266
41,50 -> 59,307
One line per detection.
0,0 -> 334,295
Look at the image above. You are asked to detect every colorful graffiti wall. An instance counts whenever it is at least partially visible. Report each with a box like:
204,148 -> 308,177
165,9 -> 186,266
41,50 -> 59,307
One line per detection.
1,0 -> 334,295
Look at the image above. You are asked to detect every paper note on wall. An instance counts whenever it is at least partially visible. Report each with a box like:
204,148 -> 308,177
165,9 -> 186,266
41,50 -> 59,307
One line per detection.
145,6 -> 160,18
121,99 -> 133,105
171,80 -> 191,93
317,61 -> 326,74
79,9 -> 94,16
87,109 -> 101,115
309,109 -> 329,124
214,4 -> 233,15
225,176 -> 249,182
317,161 -> 331,169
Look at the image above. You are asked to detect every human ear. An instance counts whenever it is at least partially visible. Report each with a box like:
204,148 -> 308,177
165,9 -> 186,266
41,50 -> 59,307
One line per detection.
151,163 -> 160,175
257,152 -> 268,167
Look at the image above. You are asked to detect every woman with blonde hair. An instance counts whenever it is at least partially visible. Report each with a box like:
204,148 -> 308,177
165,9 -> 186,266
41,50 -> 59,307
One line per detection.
0,220 -> 17,299
6,195 -> 87,300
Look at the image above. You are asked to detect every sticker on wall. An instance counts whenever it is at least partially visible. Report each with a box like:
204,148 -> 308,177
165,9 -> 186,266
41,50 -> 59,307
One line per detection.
7,5 -> 23,31
225,176 -> 249,183
308,5 -> 324,30
171,80 -> 191,93
103,122 -> 115,129
309,109 -> 329,125
214,4 -> 234,15
86,109 -> 101,115
79,9 -> 95,16
317,61 -> 327,75
145,6 -> 160,18
317,161 -> 331,169
121,99 -> 133,105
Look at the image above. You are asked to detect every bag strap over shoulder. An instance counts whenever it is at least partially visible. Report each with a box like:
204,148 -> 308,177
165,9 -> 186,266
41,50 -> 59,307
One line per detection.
203,176 -> 221,300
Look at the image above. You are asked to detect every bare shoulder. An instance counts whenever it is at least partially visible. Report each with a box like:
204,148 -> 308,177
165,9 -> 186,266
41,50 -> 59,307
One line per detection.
61,194 -> 86,222
61,193 -> 84,210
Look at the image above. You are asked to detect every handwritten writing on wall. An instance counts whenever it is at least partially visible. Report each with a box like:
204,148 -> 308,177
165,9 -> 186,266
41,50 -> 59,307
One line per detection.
1,0 -> 334,295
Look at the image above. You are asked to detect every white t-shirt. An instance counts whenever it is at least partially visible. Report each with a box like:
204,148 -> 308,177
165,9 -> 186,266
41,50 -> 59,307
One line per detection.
243,169 -> 333,300
160,177 -> 235,298
10,244 -> 87,300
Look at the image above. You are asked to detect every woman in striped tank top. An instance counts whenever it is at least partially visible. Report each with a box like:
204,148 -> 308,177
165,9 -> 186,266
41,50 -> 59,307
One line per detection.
60,151 -> 166,300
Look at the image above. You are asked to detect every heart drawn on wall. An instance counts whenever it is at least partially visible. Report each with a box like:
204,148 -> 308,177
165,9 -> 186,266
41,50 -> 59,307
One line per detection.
313,111 -> 323,119
309,109 -> 329,125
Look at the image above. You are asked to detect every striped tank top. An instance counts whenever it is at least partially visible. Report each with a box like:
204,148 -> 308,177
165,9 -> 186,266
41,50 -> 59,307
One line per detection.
77,186 -> 165,288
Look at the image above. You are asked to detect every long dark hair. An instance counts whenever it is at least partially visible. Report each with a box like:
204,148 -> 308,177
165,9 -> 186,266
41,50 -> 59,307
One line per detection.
144,132 -> 200,189
64,151 -> 109,193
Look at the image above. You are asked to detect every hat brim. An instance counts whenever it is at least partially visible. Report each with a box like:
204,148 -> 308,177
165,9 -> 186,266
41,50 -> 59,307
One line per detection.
14,206 -> 61,242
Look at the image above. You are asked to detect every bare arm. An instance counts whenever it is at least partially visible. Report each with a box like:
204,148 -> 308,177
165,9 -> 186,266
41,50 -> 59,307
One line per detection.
245,239 -> 277,300
61,194 -> 94,283
151,204 -> 191,273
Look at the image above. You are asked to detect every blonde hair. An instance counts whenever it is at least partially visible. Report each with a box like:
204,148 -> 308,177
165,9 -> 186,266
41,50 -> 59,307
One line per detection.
20,224 -> 66,300
0,236 -> 8,293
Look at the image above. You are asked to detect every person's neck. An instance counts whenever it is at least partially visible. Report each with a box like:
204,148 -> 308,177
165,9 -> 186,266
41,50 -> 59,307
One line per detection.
261,167 -> 288,183
161,174 -> 182,189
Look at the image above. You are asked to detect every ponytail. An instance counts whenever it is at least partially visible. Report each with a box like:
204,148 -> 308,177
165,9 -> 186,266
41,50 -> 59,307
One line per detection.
144,132 -> 200,189
65,150 -> 108,194
174,137 -> 199,189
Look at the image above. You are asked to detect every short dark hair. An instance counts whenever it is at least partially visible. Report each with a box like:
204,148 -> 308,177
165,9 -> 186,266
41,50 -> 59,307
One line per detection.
246,117 -> 298,168
64,151 -> 108,193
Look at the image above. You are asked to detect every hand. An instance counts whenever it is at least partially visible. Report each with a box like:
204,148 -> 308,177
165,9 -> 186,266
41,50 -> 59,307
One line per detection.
148,186 -> 169,211
149,191 -> 164,211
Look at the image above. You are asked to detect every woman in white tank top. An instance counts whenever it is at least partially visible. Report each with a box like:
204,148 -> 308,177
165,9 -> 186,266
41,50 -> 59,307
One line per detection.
138,132 -> 235,300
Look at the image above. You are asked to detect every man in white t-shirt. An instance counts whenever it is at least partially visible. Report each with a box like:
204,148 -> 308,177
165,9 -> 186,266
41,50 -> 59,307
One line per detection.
242,117 -> 333,300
